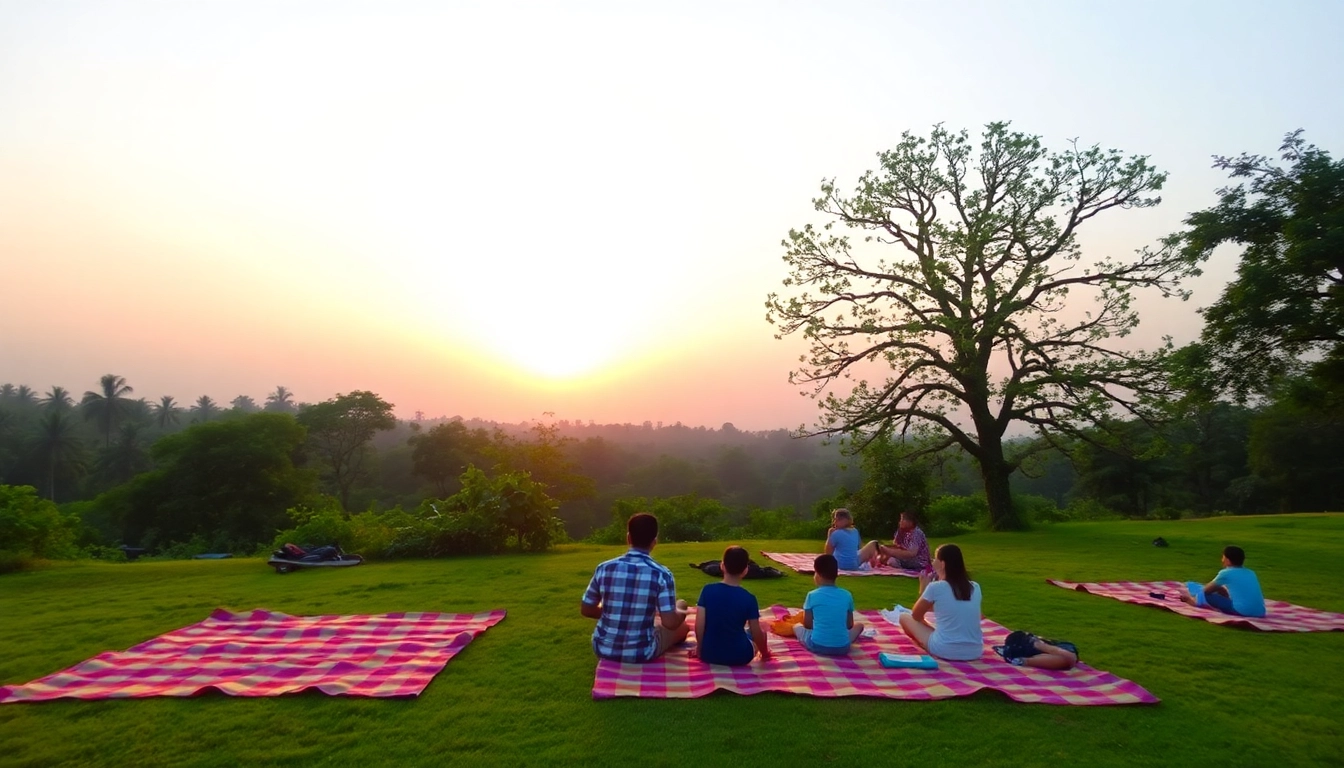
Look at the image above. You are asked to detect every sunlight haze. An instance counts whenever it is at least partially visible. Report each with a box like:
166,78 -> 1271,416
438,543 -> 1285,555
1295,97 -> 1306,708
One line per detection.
3,0 -> 1342,429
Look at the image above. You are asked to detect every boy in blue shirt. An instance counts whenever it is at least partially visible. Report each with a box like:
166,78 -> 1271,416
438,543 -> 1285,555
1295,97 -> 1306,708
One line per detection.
794,553 -> 865,656
1178,545 -> 1267,618
690,546 -> 771,666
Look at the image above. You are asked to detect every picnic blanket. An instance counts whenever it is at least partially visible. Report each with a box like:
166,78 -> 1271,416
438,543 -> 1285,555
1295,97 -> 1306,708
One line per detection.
1047,579 -> 1344,632
0,607 -> 507,703
760,551 -> 920,578
592,606 -> 1156,705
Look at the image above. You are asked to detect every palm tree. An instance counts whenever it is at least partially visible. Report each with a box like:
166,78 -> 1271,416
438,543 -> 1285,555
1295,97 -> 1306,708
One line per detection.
191,395 -> 218,423
152,395 -> 182,429
264,386 -> 296,413
15,385 -> 37,406
82,374 -> 135,448
231,395 -> 259,413
33,411 -> 87,501
40,386 -> 75,414
0,384 -> 14,400
94,422 -> 151,488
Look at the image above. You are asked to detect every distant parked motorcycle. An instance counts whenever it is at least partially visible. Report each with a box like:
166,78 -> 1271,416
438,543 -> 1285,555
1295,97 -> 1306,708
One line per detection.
267,542 -> 364,574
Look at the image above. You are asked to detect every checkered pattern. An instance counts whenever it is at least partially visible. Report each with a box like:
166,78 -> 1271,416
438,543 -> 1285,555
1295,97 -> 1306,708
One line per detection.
1047,580 -> 1344,632
0,608 -> 506,703
761,552 -> 920,578
592,606 -> 1156,705
584,549 -> 679,662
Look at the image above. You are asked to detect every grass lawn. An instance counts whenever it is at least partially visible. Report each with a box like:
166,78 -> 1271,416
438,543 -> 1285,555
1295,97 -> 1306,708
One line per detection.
2,515 -> 1342,767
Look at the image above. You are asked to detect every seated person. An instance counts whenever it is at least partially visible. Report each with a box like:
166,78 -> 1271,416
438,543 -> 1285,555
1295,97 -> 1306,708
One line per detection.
689,545 -> 771,666
580,512 -> 690,662
824,508 -> 882,571
877,510 -> 934,590
1177,545 -> 1266,618
898,543 -> 984,661
795,554 -> 865,656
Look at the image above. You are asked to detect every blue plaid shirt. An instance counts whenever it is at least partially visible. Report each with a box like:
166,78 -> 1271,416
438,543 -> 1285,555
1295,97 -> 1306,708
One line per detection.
583,548 -> 678,662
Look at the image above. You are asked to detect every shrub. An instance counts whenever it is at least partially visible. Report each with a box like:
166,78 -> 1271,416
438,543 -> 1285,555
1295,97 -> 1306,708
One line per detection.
1015,493 -> 1068,524
924,494 -> 986,536
0,484 -> 80,568
1064,497 -> 1121,520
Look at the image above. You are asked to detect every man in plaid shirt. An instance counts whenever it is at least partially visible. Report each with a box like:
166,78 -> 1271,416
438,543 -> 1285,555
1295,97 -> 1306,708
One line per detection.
878,510 -> 935,591
581,513 -> 690,662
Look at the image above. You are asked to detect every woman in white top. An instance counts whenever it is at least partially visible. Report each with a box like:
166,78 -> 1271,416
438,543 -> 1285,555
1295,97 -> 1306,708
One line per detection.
898,543 -> 983,661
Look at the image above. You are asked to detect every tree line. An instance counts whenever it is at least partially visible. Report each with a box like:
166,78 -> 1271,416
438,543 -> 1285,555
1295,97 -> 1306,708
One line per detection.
2,123 -> 1340,563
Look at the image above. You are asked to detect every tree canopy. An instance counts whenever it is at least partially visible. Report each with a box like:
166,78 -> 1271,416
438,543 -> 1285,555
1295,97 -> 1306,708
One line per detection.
298,390 -> 397,509
1174,130 -> 1344,399
767,122 -> 1197,529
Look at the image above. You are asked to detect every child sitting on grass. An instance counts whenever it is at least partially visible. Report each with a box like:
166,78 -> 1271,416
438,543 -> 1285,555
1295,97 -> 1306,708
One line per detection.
690,546 -> 771,665
1177,545 -> 1266,618
795,553 -> 865,656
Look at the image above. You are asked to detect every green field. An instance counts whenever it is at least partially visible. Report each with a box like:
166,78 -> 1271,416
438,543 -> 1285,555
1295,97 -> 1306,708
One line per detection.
2,516 -> 1342,767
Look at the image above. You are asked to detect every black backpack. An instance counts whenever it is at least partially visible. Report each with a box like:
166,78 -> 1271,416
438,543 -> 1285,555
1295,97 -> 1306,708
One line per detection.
689,559 -> 785,579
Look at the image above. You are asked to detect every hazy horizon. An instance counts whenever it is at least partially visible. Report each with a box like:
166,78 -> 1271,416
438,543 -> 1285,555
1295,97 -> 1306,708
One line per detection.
4,1 -> 1342,432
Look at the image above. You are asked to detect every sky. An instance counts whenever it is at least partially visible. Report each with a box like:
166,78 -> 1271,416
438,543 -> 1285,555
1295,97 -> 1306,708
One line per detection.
2,0 -> 1342,431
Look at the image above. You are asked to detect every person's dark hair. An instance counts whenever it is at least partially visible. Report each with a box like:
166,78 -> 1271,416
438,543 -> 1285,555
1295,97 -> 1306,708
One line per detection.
901,510 -> 920,526
814,553 -> 839,581
723,546 -> 750,576
936,544 -> 973,601
1223,545 -> 1246,567
628,513 -> 659,549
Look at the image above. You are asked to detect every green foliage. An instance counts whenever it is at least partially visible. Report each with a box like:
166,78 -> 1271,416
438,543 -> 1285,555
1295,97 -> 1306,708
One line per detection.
274,467 -> 564,558
1013,493 -> 1066,524
408,420 -> 499,497
924,493 -> 987,536
589,495 -> 735,544
297,390 -> 397,510
0,484 -> 80,569
1064,497 -> 1122,521
1174,130 -> 1344,399
104,413 -> 317,552
846,436 -> 931,538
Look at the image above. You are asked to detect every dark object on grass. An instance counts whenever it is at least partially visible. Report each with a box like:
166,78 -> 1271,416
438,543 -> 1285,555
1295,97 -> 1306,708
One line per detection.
119,545 -> 147,561
1152,537 -> 1169,548
993,630 -> 1080,663
689,559 -> 785,579
268,543 -> 364,574
192,553 -> 233,560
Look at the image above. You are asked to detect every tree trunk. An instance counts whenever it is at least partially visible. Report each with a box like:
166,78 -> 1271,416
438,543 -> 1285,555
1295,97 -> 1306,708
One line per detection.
980,452 -> 1024,531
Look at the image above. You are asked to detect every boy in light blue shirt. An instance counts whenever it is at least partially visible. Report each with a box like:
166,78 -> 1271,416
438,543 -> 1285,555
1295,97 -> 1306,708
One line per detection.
1179,545 -> 1267,618
794,554 -> 865,656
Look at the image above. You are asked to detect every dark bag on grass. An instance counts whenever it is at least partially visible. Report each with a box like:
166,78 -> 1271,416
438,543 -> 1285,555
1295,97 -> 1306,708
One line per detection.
689,559 -> 785,579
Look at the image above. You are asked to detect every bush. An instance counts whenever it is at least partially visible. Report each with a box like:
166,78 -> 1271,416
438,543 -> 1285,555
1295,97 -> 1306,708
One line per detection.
924,494 -> 986,536
588,496 -> 735,544
1015,493 -> 1068,524
1064,497 -> 1121,521
0,485 -> 80,568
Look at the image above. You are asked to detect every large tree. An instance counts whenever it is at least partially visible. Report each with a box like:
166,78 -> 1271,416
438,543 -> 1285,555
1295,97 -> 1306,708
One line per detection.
767,122 -> 1196,529
1174,130 -> 1343,399
297,390 -> 396,510
81,374 -> 135,448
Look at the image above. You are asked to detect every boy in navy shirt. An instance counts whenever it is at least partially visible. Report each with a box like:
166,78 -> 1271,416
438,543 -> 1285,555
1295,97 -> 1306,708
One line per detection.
690,546 -> 771,665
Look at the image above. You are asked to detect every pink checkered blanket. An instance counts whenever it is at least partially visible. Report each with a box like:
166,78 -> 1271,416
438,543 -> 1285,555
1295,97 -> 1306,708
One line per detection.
591,606 -> 1156,705
1047,580 -> 1344,632
760,551 -> 920,578
0,608 -> 507,703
